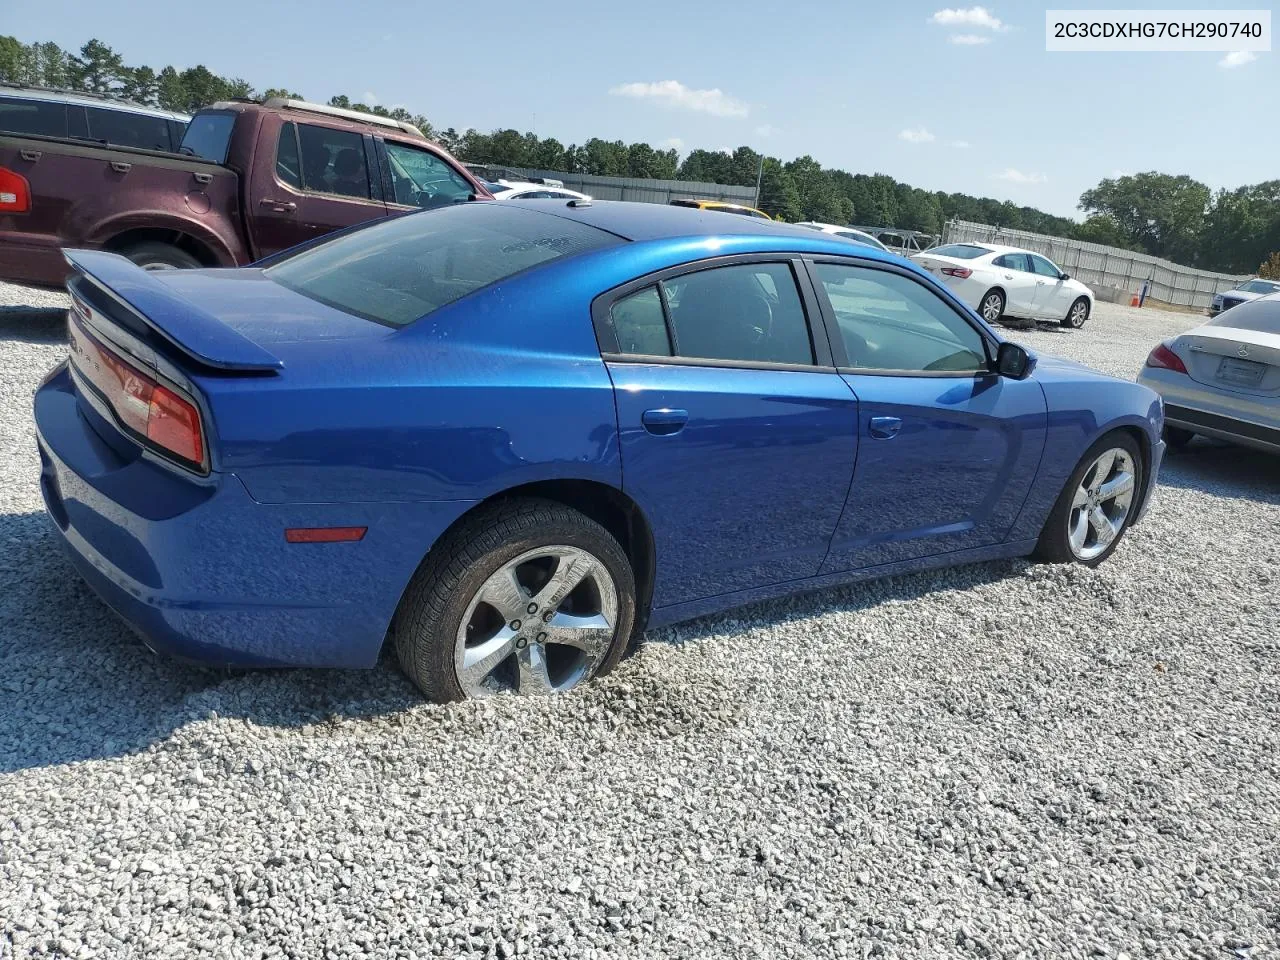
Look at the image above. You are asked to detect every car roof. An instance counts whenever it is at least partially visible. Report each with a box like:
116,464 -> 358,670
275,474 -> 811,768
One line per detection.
502,199 -> 907,258
0,84 -> 190,121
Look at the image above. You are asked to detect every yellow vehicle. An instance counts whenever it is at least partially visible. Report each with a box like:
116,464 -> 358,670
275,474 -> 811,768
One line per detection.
669,198 -> 772,220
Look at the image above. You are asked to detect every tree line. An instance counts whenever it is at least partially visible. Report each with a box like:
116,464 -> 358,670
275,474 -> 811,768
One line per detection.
2,36 -> 1276,275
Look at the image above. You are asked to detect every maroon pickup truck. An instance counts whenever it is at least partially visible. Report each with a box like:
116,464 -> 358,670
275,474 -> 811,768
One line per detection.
0,97 -> 491,287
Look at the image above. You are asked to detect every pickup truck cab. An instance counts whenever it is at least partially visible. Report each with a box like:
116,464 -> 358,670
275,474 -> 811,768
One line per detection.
0,97 -> 490,287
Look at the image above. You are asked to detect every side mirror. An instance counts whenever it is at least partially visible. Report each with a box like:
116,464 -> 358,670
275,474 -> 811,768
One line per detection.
996,341 -> 1035,379
1060,272 -> 1070,281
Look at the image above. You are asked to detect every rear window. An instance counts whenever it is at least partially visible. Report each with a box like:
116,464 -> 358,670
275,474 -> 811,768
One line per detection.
86,106 -> 172,151
180,110 -> 235,162
929,244 -> 990,260
265,203 -> 623,327
0,96 -> 68,137
1208,297 -> 1280,336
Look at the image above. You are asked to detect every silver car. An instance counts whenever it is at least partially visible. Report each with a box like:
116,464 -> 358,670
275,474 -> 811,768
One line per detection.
1138,293 -> 1280,454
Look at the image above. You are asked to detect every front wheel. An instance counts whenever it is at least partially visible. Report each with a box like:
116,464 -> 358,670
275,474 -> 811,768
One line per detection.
1034,433 -> 1143,566
979,289 -> 1005,324
391,498 -> 636,702
1061,296 -> 1090,329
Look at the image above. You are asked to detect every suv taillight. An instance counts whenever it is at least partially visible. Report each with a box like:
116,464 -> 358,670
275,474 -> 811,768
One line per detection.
69,315 -> 206,470
0,166 -> 31,213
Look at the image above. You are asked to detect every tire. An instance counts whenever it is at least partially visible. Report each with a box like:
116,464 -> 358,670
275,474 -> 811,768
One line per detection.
1163,425 -> 1194,449
979,289 -> 1005,324
1033,432 -> 1144,567
121,242 -> 202,271
1061,296 -> 1090,329
391,498 -> 637,703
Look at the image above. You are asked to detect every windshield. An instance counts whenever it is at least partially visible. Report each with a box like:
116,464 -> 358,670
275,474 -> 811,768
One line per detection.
928,244 -> 989,259
1238,279 -> 1280,294
265,203 -> 623,327
1208,298 -> 1280,335
179,110 -> 235,162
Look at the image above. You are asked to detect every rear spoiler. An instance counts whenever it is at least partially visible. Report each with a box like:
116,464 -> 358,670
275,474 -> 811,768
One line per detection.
63,250 -> 282,372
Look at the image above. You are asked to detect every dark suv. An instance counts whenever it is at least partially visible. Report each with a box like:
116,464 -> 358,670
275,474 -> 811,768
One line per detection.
0,83 -> 189,152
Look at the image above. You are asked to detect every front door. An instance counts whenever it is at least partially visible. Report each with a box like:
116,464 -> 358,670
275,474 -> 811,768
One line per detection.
599,259 -> 859,607
1028,253 -> 1073,317
806,260 -> 1047,572
247,117 -> 387,259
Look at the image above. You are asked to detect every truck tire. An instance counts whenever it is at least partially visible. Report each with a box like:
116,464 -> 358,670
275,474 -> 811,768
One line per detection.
122,242 -> 202,271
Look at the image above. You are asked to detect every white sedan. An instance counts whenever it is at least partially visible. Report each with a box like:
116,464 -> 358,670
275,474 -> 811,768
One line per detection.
793,222 -> 889,252
911,242 -> 1095,329
485,179 -> 592,202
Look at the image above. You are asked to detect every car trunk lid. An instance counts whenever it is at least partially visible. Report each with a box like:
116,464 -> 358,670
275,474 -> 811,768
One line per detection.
1178,326 -> 1280,396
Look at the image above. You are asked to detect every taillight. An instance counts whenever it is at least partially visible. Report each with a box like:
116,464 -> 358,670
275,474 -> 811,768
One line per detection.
0,166 -> 31,213
941,266 -> 972,279
1145,343 -> 1187,374
69,317 -> 206,470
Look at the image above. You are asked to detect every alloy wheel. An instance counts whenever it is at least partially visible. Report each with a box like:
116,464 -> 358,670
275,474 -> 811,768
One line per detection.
454,545 -> 618,698
1067,447 -> 1136,561
982,293 -> 1003,322
1069,300 -> 1088,327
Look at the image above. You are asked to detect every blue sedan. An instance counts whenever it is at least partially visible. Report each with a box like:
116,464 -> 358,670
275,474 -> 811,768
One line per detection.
34,201 -> 1165,701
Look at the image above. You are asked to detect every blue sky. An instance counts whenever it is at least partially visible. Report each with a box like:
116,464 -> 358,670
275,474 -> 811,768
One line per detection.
6,0 -> 1275,218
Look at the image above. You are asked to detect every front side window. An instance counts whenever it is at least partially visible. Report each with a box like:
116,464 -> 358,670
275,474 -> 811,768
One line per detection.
297,123 -> 370,198
266,203 -> 621,327
662,263 -> 813,365
86,106 -> 172,151
383,140 -> 473,209
814,263 -> 988,373
275,122 -> 302,188
179,110 -> 235,163
1029,254 -> 1062,278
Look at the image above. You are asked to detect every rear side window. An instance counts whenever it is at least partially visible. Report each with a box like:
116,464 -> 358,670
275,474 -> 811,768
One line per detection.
275,122 -> 302,188
180,111 -> 235,163
86,106 -> 172,151
298,123 -> 370,198
993,253 -> 1031,271
0,97 -> 69,137
930,244 -> 989,260
265,203 -> 622,327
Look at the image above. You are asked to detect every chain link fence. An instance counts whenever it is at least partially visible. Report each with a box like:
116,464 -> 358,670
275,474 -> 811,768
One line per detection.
942,219 -> 1249,310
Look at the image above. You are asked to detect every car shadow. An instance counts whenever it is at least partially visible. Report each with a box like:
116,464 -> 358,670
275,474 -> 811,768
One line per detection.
1157,437 -> 1280,502
0,311 -> 67,344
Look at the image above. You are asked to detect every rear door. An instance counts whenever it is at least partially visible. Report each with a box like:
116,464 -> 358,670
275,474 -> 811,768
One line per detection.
990,253 -> 1038,316
807,259 -> 1046,571
597,257 -> 859,608
246,116 -> 387,258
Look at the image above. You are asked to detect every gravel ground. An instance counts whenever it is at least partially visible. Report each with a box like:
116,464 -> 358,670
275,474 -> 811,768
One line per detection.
1,285 -> 1278,960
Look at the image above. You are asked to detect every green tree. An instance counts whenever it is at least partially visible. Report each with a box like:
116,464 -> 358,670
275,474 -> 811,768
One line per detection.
1078,172 -> 1210,263
262,87 -> 302,100
36,41 -> 70,87
757,158 -> 801,221
156,66 -> 187,111
69,39 -> 126,94
1258,252 -> 1280,280
1075,214 -> 1134,249
580,138 -> 628,176
122,66 -> 158,106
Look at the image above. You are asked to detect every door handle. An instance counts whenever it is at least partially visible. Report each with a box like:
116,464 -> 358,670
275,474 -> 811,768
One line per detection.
1002,273 -> 1014,280
641,408 -> 688,436
19,149 -> 41,162
259,198 -> 297,213
869,416 -> 902,440
109,161 -> 131,174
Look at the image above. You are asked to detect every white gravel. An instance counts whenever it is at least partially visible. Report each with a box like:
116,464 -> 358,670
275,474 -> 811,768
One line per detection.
2,285 -> 1279,960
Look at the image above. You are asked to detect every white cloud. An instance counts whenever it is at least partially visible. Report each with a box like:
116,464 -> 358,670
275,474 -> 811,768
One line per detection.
1219,50 -> 1257,69
930,6 -> 1005,30
994,168 -> 1047,184
949,33 -> 991,45
899,127 -> 936,143
950,139 -> 971,149
754,123 -> 780,138
658,137 -> 684,151
362,91 -> 379,105
608,80 -> 749,118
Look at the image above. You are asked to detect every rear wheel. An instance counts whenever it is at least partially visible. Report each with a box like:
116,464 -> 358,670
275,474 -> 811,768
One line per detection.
391,498 -> 636,702
1061,296 -> 1090,329
122,242 -> 202,271
979,289 -> 1005,324
1034,432 -> 1143,566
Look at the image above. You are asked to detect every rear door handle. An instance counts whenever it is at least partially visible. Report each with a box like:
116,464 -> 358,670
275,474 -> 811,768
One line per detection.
109,161 -> 131,174
19,149 -> 41,162
869,416 -> 902,440
260,198 -> 297,213
641,408 -> 688,436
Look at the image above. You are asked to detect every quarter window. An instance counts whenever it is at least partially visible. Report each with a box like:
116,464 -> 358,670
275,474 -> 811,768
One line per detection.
297,123 -> 370,198
610,286 -> 672,356
275,122 -> 302,188
86,106 -> 172,151
383,141 -> 473,209
814,263 -> 988,373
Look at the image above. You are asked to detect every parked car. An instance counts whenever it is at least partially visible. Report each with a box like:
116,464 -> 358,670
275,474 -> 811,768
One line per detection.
0,83 -> 189,152
911,242 -> 1094,328
0,96 -> 489,286
1137,293 -> 1280,454
669,198 -> 771,220
35,200 -> 1163,702
1208,277 -> 1280,317
487,179 -> 591,202
794,221 -> 890,252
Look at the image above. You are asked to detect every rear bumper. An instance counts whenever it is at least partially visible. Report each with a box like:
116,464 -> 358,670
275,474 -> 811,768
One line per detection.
35,364 -> 474,668
1164,404 -> 1280,454
1137,367 -> 1280,455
